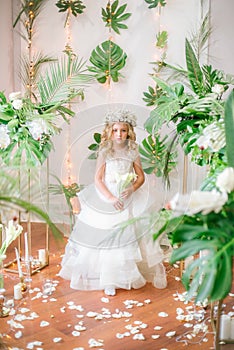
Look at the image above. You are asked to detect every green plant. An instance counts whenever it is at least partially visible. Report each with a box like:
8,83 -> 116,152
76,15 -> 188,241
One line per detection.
88,40 -> 127,84
88,132 -> 101,159
55,0 -> 86,27
154,89 -> 234,303
102,0 -> 131,35
49,176 -> 83,230
0,54 -> 92,167
144,0 -> 166,9
139,133 -> 177,186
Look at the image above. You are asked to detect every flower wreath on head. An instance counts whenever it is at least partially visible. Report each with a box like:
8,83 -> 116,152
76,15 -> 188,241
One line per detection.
104,110 -> 137,127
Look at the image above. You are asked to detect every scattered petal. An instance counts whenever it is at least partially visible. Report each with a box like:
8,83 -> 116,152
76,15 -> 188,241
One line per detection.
72,331 -> 80,337
166,331 -> 176,337
154,326 -> 163,330
15,331 -> 23,339
101,297 -> 109,303
158,312 -> 168,317
40,320 -> 50,327
133,333 -> 145,340
53,337 -> 62,343
152,334 -> 160,339
86,311 -> 98,318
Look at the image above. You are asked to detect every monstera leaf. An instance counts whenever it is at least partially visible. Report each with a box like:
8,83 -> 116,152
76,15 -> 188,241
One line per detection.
88,40 -> 127,84
102,0 -> 131,34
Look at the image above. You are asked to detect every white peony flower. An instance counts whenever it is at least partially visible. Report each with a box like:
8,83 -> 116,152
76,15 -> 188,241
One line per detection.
216,167 -> 234,193
0,125 -> 10,149
169,190 -> 228,216
9,91 -> 22,101
212,84 -> 225,95
12,99 -> 23,110
26,119 -> 48,140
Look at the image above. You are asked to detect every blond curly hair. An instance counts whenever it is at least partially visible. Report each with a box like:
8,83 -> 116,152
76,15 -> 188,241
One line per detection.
98,122 -> 137,158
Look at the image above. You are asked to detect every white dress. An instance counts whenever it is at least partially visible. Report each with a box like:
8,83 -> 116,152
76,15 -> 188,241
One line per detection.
59,141 -> 168,290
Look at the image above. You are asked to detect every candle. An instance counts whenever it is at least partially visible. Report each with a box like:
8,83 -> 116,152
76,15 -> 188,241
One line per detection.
219,314 -> 231,340
38,249 -> 46,265
24,232 -> 29,263
14,284 -> 22,300
230,317 -> 234,340
15,247 -> 23,278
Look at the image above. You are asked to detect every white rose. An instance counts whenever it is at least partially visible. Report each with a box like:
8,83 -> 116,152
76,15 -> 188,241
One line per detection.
9,91 -> 22,101
216,167 -> 234,193
169,190 -> 227,216
12,99 -> 23,110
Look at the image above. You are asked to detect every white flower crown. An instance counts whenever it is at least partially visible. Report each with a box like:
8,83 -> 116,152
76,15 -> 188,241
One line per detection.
104,110 -> 137,127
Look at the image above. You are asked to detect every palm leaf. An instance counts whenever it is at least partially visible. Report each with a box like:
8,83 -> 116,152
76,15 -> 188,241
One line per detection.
19,52 -> 56,95
37,55 -> 93,104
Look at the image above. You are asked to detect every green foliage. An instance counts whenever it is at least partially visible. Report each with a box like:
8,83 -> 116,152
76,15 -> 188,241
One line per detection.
224,89 -> 234,167
157,205 -> 234,302
102,0 -> 131,35
88,40 -> 127,84
55,0 -> 85,15
156,30 -> 168,49
55,0 -> 86,26
0,54 -> 92,167
144,0 -> 166,9
142,86 -> 158,106
49,176 -> 83,229
37,53 -> 92,106
13,0 -> 47,29
139,133 -> 177,187
88,133 -> 101,159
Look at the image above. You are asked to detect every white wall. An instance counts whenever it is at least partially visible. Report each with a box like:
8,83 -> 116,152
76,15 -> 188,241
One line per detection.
0,0 -> 233,224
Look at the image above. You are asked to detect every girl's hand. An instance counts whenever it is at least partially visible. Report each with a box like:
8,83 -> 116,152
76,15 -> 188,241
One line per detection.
108,195 -> 124,211
120,186 -> 133,200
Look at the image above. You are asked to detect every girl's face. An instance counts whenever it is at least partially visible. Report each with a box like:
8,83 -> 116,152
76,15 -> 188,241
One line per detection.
111,122 -> 128,143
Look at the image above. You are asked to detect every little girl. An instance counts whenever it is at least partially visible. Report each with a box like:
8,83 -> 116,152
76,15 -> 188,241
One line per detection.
59,110 -> 167,296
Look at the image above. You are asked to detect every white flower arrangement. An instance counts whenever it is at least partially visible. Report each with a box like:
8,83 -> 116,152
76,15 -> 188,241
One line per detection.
0,90 -> 64,166
104,110 -> 137,127
115,172 -> 137,197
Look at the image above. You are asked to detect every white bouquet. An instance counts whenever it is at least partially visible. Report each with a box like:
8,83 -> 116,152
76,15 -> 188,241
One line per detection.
115,172 -> 137,197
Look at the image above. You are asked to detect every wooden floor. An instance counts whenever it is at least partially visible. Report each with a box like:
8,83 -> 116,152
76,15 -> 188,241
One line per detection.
0,223 -> 233,350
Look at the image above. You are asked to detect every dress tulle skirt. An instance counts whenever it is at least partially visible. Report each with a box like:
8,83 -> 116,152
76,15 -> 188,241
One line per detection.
59,180 -> 169,291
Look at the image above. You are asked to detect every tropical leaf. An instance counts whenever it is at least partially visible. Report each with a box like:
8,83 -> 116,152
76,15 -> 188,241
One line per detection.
37,54 -> 93,104
88,132 -> 101,159
55,0 -> 86,27
185,39 -> 204,96
19,52 -> 56,97
139,133 -> 177,186
156,30 -> 168,49
144,0 -> 166,9
88,40 -> 127,84
102,0 -> 131,35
